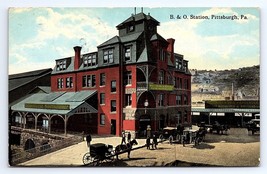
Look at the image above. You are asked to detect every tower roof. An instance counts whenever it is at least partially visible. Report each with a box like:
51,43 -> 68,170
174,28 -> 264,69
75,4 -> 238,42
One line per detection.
116,12 -> 160,29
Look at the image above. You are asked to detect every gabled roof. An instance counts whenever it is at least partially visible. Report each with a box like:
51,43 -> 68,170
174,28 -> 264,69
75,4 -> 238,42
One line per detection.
11,90 -> 98,116
98,32 -> 143,48
28,86 -> 51,94
9,68 -> 52,92
116,12 -> 159,29
137,47 -> 149,63
98,36 -> 121,48
120,31 -> 143,43
150,33 -> 169,45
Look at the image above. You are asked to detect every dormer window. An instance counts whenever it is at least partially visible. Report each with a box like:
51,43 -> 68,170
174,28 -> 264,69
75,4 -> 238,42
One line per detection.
183,61 -> 188,72
103,49 -> 114,64
124,46 -> 131,61
56,60 -> 67,71
84,53 -> 97,67
128,25 -> 135,32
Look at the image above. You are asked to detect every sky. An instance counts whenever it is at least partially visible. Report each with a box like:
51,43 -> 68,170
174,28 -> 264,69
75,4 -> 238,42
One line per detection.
9,7 -> 259,74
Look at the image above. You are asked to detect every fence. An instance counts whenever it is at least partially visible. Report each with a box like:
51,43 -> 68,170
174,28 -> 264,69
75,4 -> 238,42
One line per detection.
10,133 -> 83,166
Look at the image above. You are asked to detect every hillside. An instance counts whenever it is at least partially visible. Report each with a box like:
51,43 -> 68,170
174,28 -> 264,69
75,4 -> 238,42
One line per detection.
190,65 -> 260,105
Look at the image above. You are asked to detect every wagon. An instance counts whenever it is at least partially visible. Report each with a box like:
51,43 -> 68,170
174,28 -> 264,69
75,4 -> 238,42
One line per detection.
159,126 -> 184,144
181,127 -> 206,147
82,143 -> 115,166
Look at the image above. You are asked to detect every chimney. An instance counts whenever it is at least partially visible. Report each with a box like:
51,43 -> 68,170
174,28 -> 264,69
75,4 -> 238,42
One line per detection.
74,46 -> 82,70
167,38 -> 175,53
167,38 -> 175,63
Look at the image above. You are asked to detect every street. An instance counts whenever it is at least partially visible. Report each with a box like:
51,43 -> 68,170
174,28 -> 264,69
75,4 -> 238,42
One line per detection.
19,128 -> 260,167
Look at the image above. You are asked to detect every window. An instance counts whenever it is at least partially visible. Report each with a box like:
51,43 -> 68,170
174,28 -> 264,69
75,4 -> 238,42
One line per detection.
184,111 -> 188,122
100,93 -> 105,105
100,114 -> 105,125
83,54 -> 97,67
125,94 -> 132,106
168,75 -> 172,85
103,49 -> 113,64
111,100 -> 116,112
92,75 -> 96,87
184,79 -> 188,89
111,80 -> 116,92
173,78 -> 177,88
178,59 -> 183,70
175,57 -> 183,70
178,78 -> 182,89
183,61 -> 188,72
125,46 -> 131,61
159,48 -> 165,61
124,71 -> 132,85
56,60 -> 67,71
184,95 -> 188,105
66,77 -> 73,88
128,25 -> 135,32
57,78 -> 63,89
158,94 -> 164,106
92,54 -> 97,66
82,75 -> 96,88
176,95 -> 182,105
159,70 -> 165,84
100,73 -> 106,86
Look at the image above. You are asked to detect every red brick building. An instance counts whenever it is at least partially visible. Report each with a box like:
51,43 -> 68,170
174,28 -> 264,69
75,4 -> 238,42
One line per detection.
11,12 -> 191,137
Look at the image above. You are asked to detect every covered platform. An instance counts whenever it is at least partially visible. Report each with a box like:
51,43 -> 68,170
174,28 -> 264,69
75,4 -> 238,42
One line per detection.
11,90 -> 98,136
191,108 -> 260,126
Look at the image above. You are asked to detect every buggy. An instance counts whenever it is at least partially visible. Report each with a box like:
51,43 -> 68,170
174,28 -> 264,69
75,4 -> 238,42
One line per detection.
181,127 -> 206,147
82,143 -> 115,166
159,125 -> 185,144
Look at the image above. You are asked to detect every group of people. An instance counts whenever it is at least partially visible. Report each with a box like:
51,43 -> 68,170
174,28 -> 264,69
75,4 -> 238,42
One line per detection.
121,131 -> 132,145
86,130 -> 159,152
146,134 -> 158,150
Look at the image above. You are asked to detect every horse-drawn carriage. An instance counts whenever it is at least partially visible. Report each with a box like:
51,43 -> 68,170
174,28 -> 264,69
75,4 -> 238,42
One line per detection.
158,127 -> 181,143
181,127 -> 206,147
158,124 -> 207,146
82,143 -> 115,166
82,139 -> 138,166
246,114 -> 260,135
208,121 -> 230,135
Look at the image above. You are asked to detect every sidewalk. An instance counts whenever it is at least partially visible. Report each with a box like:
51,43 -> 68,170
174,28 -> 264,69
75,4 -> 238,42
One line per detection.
20,136 -> 147,166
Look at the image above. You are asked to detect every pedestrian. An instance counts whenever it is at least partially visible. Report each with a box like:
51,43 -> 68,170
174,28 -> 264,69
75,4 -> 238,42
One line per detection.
86,134 -> 92,151
127,132 -> 131,143
152,134 -> 158,149
146,136 -> 151,150
146,125 -> 151,138
121,131 -> 126,145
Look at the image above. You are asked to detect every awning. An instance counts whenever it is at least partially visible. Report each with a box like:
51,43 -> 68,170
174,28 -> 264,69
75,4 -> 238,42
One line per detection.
191,108 -> 260,114
11,90 -> 97,116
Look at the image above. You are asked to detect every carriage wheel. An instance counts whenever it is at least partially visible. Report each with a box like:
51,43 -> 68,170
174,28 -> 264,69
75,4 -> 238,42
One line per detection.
194,137 -> 199,146
91,156 -> 100,166
176,134 -> 181,143
82,152 -> 93,165
182,137 -> 185,147
105,151 -> 115,162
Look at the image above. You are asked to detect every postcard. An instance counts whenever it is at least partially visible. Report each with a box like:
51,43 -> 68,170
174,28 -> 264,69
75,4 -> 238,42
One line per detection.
8,7 -> 260,167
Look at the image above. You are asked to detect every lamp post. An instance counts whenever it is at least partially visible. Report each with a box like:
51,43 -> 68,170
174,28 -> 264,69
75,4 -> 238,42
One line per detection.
144,99 -> 149,114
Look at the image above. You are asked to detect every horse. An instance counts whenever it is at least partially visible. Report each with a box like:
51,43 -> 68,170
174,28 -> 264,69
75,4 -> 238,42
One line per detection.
115,139 -> 138,160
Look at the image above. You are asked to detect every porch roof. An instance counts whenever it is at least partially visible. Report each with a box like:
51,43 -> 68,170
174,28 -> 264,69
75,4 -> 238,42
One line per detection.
11,90 -> 98,116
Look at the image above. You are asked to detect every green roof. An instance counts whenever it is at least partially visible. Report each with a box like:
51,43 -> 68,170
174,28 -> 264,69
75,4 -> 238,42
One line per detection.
11,90 -> 97,116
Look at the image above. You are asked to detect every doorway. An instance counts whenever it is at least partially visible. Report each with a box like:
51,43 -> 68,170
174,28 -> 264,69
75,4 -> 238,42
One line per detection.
111,119 -> 116,135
